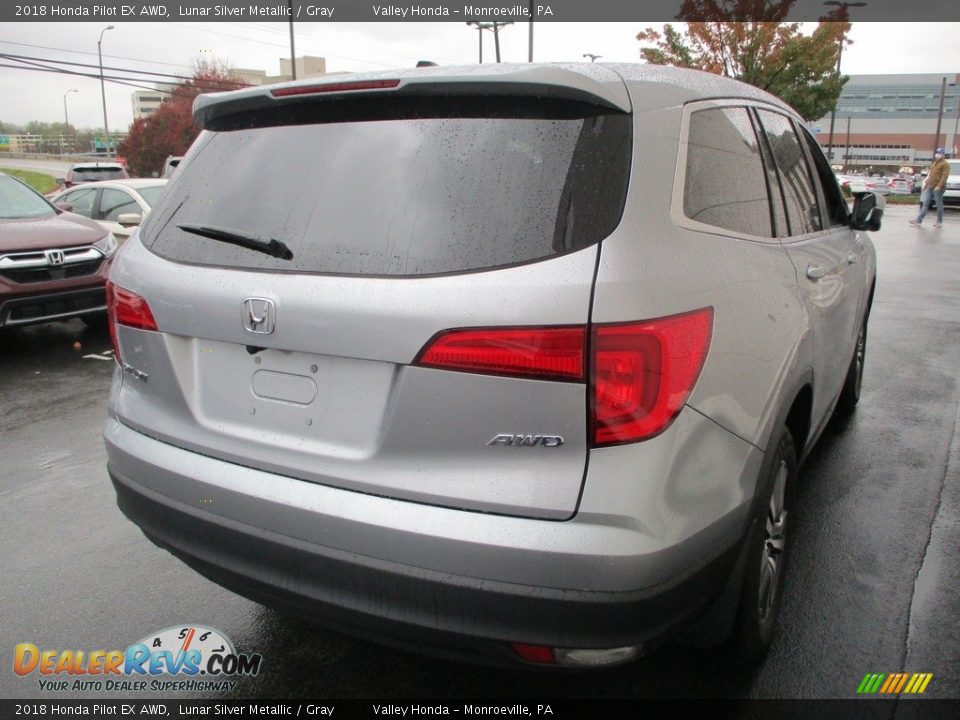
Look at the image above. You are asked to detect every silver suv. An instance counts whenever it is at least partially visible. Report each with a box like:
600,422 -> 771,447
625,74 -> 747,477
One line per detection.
104,64 -> 880,668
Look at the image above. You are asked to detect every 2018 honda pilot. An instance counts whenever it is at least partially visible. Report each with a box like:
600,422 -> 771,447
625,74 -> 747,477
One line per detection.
104,64 -> 880,668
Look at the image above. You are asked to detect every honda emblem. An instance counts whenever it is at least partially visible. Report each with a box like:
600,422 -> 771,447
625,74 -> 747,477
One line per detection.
243,298 -> 275,335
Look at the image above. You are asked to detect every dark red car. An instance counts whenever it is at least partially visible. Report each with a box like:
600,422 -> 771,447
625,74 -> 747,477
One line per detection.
0,172 -> 117,328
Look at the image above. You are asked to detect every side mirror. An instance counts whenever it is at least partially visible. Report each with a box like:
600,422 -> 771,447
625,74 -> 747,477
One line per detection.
117,213 -> 143,228
56,178 -> 66,186
850,191 -> 885,232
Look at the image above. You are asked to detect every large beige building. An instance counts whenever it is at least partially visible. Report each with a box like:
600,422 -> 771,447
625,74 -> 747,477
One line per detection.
814,73 -> 960,172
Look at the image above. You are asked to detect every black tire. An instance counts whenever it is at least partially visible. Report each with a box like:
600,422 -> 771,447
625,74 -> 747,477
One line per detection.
836,315 -> 867,414
731,426 -> 796,663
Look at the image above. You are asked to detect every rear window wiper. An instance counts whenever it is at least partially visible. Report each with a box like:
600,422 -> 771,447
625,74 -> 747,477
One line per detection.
177,224 -> 294,260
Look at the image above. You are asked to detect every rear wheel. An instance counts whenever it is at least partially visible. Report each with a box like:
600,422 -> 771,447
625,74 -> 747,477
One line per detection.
732,426 -> 796,663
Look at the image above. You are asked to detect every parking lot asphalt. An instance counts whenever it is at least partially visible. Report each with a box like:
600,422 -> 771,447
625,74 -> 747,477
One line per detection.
1,205 -> 958,702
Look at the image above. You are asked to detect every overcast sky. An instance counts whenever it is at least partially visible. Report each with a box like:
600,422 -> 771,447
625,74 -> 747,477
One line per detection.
2,21 -> 959,130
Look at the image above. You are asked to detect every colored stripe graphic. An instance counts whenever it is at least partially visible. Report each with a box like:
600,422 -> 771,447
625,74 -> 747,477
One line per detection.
857,672 -> 933,695
858,673 -> 885,694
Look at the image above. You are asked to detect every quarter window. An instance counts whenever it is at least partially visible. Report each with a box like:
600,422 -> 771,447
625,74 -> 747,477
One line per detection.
99,189 -> 140,222
755,110 -> 821,236
683,107 -> 773,238
61,188 -> 97,219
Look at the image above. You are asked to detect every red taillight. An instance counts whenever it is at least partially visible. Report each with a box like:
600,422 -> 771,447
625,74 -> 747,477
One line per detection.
412,308 -> 712,446
270,79 -> 401,98
591,308 -> 713,446
414,327 -> 585,382
106,281 -> 158,361
510,643 -> 556,664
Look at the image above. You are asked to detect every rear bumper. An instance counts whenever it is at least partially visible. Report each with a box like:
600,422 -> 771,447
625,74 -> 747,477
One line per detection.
105,414 -> 759,665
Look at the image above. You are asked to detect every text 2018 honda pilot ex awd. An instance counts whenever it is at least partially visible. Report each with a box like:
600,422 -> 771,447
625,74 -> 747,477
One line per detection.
104,64 -> 880,668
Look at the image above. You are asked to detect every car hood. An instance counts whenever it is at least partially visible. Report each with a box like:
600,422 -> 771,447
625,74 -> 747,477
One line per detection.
0,212 -> 106,253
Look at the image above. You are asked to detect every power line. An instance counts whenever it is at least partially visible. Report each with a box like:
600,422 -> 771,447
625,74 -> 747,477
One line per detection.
1,52 -> 197,84
0,38 -> 194,71
0,57 -> 246,94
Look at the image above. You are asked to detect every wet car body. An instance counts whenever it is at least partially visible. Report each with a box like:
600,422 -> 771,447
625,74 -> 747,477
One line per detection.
104,64 -> 879,667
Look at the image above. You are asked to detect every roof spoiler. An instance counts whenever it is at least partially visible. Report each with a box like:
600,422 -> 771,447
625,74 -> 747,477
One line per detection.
193,66 -> 631,129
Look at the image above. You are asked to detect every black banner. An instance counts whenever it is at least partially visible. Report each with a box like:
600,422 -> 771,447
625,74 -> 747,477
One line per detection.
3,700 -> 960,719
2,0 -> 959,23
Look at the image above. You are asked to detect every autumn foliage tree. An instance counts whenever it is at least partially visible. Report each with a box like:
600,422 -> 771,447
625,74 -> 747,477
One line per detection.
637,0 -> 851,121
119,61 -> 248,177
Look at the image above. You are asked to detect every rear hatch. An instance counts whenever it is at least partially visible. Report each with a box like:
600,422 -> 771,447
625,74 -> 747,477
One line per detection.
109,66 -> 632,519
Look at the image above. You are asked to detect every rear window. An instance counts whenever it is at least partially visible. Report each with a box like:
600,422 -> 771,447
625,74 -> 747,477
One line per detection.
143,109 -> 631,276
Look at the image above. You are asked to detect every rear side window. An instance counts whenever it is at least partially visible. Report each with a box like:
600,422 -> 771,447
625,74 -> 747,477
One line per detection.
144,110 -> 631,277
754,110 -> 821,236
682,106 -> 773,238
99,189 -> 140,222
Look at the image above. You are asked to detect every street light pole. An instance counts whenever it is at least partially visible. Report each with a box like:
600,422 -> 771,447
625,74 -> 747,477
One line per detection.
62,89 -> 78,156
97,25 -> 114,157
823,2 -> 867,165
583,54 -> 602,63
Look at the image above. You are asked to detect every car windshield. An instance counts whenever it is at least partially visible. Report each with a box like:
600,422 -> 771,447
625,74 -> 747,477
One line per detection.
135,184 -> 166,208
0,175 -> 56,219
71,167 -> 126,181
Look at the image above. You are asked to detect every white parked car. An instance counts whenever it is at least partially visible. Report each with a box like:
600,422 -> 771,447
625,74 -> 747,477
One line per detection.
52,179 -> 168,240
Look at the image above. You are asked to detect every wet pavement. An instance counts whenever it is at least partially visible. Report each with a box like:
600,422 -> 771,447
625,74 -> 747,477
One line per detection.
1,205 -> 958,701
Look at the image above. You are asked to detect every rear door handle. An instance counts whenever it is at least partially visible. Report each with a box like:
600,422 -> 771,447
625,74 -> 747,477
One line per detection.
806,264 -> 826,280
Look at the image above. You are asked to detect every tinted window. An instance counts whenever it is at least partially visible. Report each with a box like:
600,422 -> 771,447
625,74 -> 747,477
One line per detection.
0,175 -> 56,219
798,125 -> 848,228
60,188 -> 97,218
683,107 -> 772,237
70,166 -> 128,182
755,110 -> 821,236
144,112 -> 632,276
99,188 -> 140,222
135,185 -> 166,209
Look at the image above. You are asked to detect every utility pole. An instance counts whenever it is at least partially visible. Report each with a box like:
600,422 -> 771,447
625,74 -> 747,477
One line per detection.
933,76 -> 947,156
492,21 -> 512,63
844,116 -> 851,172
288,1 -> 296,80
822,2 -> 867,165
467,21 -> 512,64
528,0 -> 533,62
950,82 -> 960,157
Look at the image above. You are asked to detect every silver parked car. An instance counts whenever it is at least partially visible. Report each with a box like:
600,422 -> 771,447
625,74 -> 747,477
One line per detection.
51,178 -> 168,240
104,64 -> 880,668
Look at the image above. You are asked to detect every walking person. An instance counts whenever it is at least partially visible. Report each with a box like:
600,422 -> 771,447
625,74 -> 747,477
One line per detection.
910,148 -> 949,227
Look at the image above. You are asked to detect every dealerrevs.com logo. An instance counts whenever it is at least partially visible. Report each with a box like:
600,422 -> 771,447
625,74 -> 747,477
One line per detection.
14,625 -> 263,693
